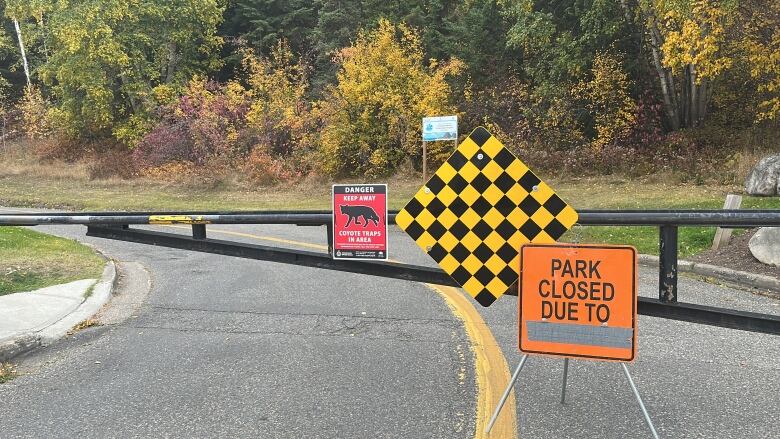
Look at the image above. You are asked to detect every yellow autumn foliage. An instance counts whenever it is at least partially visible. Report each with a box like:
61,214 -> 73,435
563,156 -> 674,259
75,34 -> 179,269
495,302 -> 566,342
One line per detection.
242,42 -> 314,166
318,19 -> 463,177
659,0 -> 733,81
741,2 -> 780,121
644,0 -> 780,124
244,42 -> 307,137
19,86 -> 53,139
574,52 -> 636,150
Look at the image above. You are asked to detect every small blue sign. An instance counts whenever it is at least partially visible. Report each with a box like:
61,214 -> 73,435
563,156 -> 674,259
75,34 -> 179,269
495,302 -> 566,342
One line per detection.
423,115 -> 458,141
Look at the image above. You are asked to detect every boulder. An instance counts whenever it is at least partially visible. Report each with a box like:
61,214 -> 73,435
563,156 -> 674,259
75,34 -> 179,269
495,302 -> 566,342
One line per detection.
748,227 -> 780,267
744,154 -> 780,196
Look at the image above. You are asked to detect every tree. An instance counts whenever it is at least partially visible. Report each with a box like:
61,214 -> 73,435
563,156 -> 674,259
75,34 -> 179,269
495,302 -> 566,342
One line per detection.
19,85 -> 51,139
0,75 -> 9,147
738,0 -> 780,121
32,0 -> 224,139
0,16 -> 21,91
311,0 -> 452,88
4,0 -> 56,87
244,41 -> 313,159
311,0 -> 369,87
223,0 -> 318,56
574,51 -> 637,149
317,19 -> 463,177
502,0 -> 635,90
11,18 -> 28,86
633,0 -> 736,130
448,0 -> 513,78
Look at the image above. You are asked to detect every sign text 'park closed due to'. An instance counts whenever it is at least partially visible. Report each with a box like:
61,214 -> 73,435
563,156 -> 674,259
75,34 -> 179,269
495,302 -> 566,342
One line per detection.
332,184 -> 388,260
519,244 -> 637,362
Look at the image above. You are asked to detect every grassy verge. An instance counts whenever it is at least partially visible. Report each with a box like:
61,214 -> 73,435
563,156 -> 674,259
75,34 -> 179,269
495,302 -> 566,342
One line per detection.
0,227 -> 105,296
552,178 -> 780,256
562,225 -> 719,258
1,156 -> 779,258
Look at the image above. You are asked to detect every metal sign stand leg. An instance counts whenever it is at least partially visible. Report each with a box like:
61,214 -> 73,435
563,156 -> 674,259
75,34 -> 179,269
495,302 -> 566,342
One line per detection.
485,357 -> 660,438
485,354 -> 529,434
422,141 -> 427,182
621,363 -> 660,439
560,358 -> 569,404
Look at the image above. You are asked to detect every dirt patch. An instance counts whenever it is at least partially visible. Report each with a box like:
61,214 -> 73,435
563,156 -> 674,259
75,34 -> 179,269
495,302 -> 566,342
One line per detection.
689,228 -> 780,279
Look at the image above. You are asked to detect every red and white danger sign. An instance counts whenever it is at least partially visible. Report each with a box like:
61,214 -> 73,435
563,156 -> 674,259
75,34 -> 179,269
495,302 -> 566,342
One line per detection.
332,184 -> 388,260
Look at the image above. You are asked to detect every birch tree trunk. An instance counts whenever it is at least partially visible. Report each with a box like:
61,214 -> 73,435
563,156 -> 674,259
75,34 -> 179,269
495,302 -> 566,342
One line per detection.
685,65 -> 710,127
639,7 -> 714,130
13,18 -> 31,87
647,21 -> 681,130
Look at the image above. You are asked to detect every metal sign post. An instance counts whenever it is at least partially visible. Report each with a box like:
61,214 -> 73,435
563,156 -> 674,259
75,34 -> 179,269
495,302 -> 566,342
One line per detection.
485,354 -> 528,432
560,358 -> 569,404
422,140 -> 427,182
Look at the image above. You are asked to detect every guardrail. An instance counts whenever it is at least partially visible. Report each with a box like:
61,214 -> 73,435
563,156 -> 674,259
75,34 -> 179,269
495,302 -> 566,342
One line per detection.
1,209 -> 779,335
4,209 -> 780,226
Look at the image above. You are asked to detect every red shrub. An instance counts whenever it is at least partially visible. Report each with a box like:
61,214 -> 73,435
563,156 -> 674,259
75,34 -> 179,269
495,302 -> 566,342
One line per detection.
132,79 -> 251,169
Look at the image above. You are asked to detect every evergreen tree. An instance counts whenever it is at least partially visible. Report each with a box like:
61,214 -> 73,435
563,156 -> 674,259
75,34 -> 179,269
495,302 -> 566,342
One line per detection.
224,0 -> 318,56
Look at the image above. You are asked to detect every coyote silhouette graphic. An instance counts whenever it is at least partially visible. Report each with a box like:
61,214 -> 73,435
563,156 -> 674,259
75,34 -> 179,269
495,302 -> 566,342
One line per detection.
340,205 -> 380,227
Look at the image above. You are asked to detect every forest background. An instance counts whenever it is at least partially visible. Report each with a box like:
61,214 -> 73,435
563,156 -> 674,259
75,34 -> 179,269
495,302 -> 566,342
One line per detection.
1,0 -> 779,185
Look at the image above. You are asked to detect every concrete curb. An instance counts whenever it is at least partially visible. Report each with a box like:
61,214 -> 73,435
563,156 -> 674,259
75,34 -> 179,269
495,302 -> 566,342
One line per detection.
0,259 -> 117,362
39,260 -> 116,344
638,254 -> 780,295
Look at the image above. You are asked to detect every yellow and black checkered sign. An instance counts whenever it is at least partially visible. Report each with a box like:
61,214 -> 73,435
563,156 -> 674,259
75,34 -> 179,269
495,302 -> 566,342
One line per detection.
396,127 -> 578,306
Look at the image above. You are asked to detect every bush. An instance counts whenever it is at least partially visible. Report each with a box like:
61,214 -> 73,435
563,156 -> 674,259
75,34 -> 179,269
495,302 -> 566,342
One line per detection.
515,121 -> 755,185
242,148 -> 301,186
459,75 -> 532,147
243,43 -> 317,174
34,137 -> 102,163
134,45 -> 315,183
133,78 -> 251,168
317,19 -> 463,177
19,86 -> 53,139
133,120 -> 196,168
460,75 -> 591,159
573,52 -> 637,151
140,161 -> 198,181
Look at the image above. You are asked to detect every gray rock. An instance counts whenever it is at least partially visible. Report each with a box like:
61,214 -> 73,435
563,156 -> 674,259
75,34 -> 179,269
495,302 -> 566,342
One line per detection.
744,154 -> 780,196
748,227 -> 780,267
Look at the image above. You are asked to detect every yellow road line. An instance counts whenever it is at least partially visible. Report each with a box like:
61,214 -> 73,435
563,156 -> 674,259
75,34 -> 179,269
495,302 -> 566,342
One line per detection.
164,225 -> 517,438
428,285 -> 517,439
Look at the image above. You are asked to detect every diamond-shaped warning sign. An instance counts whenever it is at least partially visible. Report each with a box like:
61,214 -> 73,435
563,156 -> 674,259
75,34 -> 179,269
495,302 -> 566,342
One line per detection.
395,127 -> 578,306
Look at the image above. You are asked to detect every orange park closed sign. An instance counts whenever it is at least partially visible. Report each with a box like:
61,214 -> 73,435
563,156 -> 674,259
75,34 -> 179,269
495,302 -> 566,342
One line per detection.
519,244 -> 638,362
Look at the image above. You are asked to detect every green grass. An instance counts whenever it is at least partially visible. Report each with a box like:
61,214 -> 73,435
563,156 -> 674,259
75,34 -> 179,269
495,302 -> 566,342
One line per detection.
0,363 -> 17,383
0,227 -> 105,296
563,225 -> 718,258
548,178 -> 780,256
1,159 -> 779,259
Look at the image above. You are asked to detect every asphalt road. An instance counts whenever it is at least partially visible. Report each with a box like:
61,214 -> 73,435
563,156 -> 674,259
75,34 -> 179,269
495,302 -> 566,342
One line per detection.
1,221 -> 778,438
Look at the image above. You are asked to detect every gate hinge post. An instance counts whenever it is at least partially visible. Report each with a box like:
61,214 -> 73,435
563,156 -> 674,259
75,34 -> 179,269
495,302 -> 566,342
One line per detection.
192,224 -> 207,240
659,225 -> 678,303
326,223 -> 333,256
